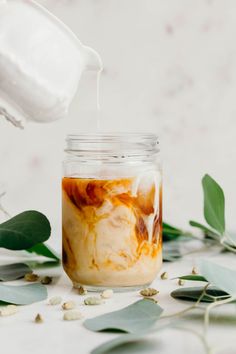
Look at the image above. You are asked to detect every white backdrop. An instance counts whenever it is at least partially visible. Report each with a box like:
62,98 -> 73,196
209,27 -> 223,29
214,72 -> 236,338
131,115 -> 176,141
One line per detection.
1,0 -> 236,248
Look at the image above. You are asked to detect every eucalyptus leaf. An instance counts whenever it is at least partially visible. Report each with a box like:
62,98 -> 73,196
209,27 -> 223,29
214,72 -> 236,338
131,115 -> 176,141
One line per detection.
199,259 -> 236,296
189,220 -> 218,237
0,283 -> 47,305
26,260 -> 60,269
84,299 -> 163,333
91,319 -> 174,354
171,286 -> 229,303
26,243 -> 60,261
92,339 -> 157,354
178,275 -> 207,282
202,174 -> 225,235
0,211 -> 51,250
91,333 -> 153,354
0,263 -> 32,281
163,222 -> 183,242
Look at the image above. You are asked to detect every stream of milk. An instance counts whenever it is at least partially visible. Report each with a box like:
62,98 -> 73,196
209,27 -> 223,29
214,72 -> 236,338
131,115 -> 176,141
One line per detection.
96,69 -> 103,131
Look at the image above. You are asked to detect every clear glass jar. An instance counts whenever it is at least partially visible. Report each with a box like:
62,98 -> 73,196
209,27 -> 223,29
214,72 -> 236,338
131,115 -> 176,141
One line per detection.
62,133 -> 162,291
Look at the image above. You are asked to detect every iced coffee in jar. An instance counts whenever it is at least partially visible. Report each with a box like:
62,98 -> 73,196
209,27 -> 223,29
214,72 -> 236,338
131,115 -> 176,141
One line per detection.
62,133 -> 162,290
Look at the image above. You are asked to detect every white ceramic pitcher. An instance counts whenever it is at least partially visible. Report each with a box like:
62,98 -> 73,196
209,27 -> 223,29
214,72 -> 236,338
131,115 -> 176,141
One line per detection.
0,0 -> 102,128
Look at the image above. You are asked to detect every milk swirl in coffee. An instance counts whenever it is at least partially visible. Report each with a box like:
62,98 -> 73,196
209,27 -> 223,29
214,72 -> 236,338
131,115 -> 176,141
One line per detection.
62,135 -> 162,290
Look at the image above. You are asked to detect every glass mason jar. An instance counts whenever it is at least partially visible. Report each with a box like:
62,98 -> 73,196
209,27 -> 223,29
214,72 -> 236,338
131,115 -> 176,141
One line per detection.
62,133 -> 162,291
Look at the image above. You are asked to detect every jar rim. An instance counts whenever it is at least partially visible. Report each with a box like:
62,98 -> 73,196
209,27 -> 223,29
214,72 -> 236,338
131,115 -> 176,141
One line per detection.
65,132 -> 160,161
67,132 -> 158,139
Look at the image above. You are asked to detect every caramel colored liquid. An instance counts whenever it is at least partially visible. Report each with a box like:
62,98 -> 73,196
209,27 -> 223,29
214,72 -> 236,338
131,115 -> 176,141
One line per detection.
62,176 -> 162,288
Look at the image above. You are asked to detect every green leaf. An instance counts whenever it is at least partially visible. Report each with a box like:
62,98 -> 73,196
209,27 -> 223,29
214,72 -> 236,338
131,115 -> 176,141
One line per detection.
202,174 -> 225,235
26,260 -> 60,269
189,220 -> 218,236
26,243 -> 60,261
0,283 -> 47,305
92,336 -> 154,354
90,319 -> 175,354
163,222 -> 183,242
171,286 -> 229,303
0,263 -> 32,281
0,211 -> 51,250
199,259 -> 236,296
178,275 -> 207,282
84,299 -> 163,333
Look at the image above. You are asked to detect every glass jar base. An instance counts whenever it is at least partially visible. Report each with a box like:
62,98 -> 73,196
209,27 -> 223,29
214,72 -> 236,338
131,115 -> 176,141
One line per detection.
73,282 -> 152,293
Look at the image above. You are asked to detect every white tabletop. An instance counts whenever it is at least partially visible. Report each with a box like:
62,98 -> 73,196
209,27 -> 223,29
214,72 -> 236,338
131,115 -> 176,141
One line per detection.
0,245 -> 235,354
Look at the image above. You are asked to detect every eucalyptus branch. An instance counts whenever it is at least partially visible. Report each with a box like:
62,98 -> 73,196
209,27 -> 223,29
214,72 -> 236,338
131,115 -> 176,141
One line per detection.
204,294 -> 231,301
174,325 -> 212,354
225,235 -> 236,247
162,283 -> 210,320
180,228 -> 236,255
204,296 -> 235,332
220,241 -> 236,254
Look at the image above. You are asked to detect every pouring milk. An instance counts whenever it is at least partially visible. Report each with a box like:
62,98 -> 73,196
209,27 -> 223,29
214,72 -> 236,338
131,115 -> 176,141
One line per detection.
0,0 -> 103,128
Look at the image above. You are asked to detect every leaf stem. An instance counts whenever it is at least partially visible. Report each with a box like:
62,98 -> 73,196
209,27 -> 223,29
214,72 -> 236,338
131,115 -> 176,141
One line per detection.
162,284 -> 210,320
221,242 -> 236,254
204,294 -> 231,301
174,325 -> 212,354
204,296 -> 234,333
222,233 -> 236,248
177,226 -> 236,255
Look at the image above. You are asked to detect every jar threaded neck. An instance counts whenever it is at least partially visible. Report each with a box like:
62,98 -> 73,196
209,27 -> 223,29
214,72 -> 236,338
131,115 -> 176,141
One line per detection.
65,133 -> 159,161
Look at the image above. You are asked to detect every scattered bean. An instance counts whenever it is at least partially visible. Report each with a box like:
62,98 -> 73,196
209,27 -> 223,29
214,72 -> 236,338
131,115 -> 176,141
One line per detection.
78,286 -> 87,295
41,276 -> 52,285
62,301 -> 76,310
49,296 -> 62,305
140,288 -> 159,297
24,273 -> 39,282
192,267 -> 198,275
178,279 -> 185,286
0,305 -> 18,317
84,297 -> 103,305
101,289 -> 113,299
63,310 -> 83,321
35,313 -> 43,323
161,272 -> 168,280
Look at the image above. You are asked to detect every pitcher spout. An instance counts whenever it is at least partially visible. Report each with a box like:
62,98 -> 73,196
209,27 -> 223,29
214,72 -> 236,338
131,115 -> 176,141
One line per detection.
83,46 -> 103,72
